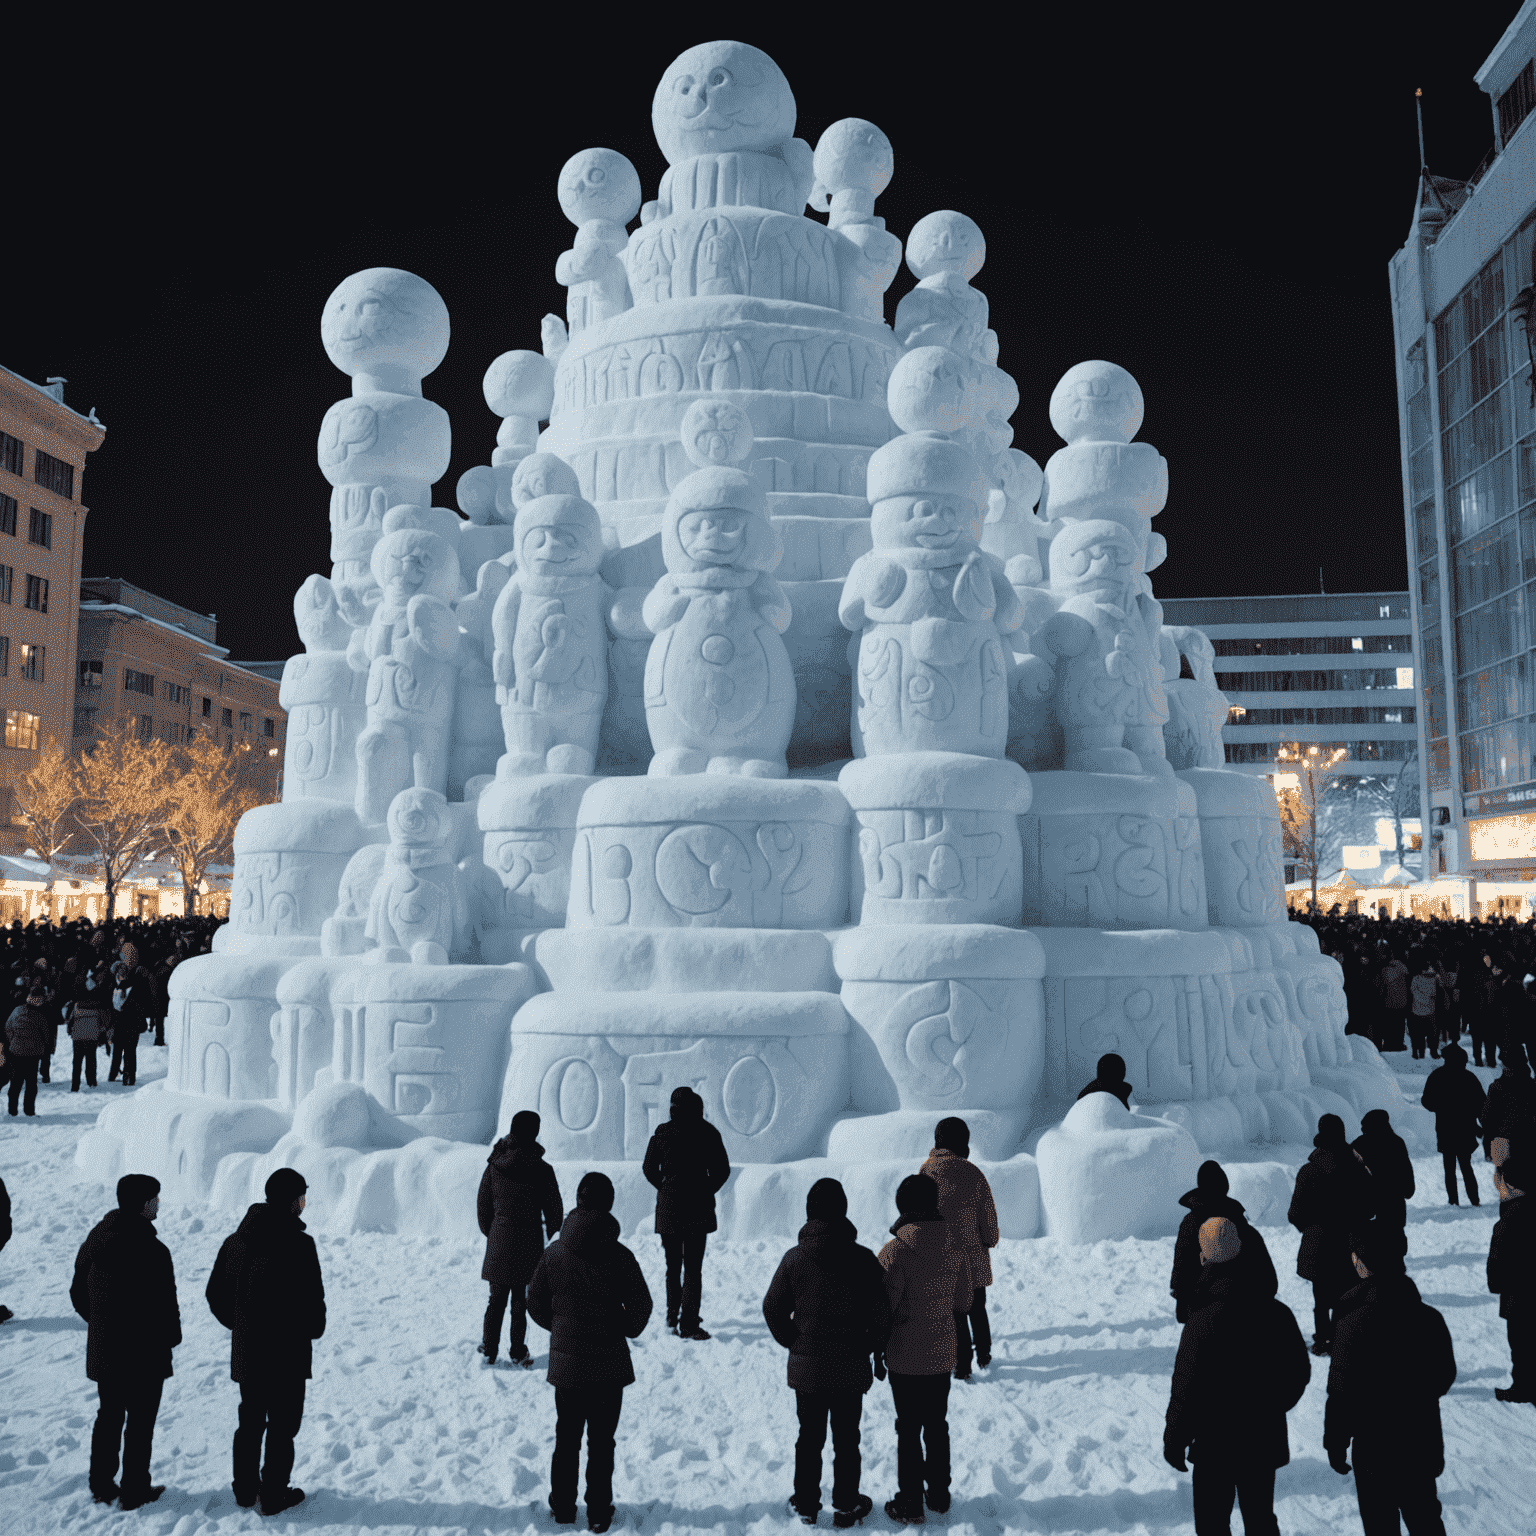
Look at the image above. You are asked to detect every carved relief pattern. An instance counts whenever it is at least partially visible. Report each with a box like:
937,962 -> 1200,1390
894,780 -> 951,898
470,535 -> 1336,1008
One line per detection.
627,211 -> 842,311
856,809 -> 1004,906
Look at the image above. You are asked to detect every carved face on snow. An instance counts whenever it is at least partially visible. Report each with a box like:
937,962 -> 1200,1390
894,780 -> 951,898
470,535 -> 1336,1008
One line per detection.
652,40 -> 796,165
388,787 -> 449,852
557,147 -> 643,227
294,573 -> 351,652
1051,521 -> 1139,594
371,529 -> 460,609
1048,360 -> 1144,446
872,495 -> 979,555
678,509 -> 749,564
681,399 -> 753,467
904,211 -> 986,284
663,467 -> 778,575
321,268 -> 450,381
510,453 -> 581,509
513,494 -> 604,579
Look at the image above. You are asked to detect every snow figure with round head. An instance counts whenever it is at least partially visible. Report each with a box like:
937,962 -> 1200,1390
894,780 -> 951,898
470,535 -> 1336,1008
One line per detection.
642,401 -> 795,776
810,118 -> 902,322
366,787 -> 468,965
455,351 -> 559,529
895,211 -> 991,361
491,488 -> 612,777
280,573 -> 369,804
556,148 -> 641,339
350,513 -> 463,824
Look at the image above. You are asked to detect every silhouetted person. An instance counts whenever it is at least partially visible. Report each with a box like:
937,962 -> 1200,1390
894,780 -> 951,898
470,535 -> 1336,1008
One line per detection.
1164,1217 -> 1310,1536
1482,1047 -> 1536,1161
206,1168 -> 326,1517
1170,1161 -> 1278,1324
1325,1222 -> 1456,1535
1376,946 -> 1409,1052
920,1117 -> 999,1376
1488,1152 -> 1533,1404
1352,1110 -> 1416,1230
1075,1052 -> 1132,1110
68,978 -> 110,1091
1288,1114 -> 1375,1354
527,1171 -> 652,1533
1421,1043 -> 1485,1206
70,1173 -> 180,1509
477,1109 -> 563,1366
642,1086 -> 730,1340
763,1178 -> 890,1528
5,984 -> 49,1115
0,1172 -> 10,1324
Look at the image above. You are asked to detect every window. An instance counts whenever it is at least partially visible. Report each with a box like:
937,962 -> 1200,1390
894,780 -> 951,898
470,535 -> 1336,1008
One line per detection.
1380,604 -> 1392,618
221,707 -> 232,728
159,722 -> 186,744
23,575 -> 47,612
1351,637 -> 1363,651
1498,60 -> 1535,148
0,638 -> 7,676
136,714 -> 153,741
262,716 -> 275,738
5,710 -> 40,750
32,450 -> 72,500
201,696 -> 211,718
123,667 -> 155,695
18,644 -> 43,682
73,706 -> 97,737
0,495 -> 14,536
161,681 -> 190,705
0,566 -> 11,604
26,508 -> 50,549
0,432 -> 21,476
79,658 -> 102,688
239,711 -> 252,732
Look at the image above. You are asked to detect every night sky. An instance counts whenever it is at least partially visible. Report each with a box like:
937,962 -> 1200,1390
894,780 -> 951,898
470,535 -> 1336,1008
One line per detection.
5,7 -> 1519,662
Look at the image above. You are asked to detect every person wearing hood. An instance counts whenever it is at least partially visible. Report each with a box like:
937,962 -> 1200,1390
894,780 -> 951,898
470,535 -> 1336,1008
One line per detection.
1324,1222 -> 1456,1534
1487,1151 -> 1534,1403
1163,1217 -> 1310,1536
205,1168 -> 326,1518
641,1086 -> 730,1341
762,1178 -> 890,1528
1287,1114 -> 1376,1355
477,1109 -> 564,1366
1074,1052 -> 1132,1110
5,983 -> 50,1115
1169,1161 -> 1278,1323
919,1117 -> 999,1377
877,1174 -> 972,1524
1420,1043 -> 1485,1206
527,1171 -> 653,1534
1351,1110 -> 1416,1230
1482,1045 -> 1536,1162
70,1173 -> 180,1509
1376,946 -> 1409,1052
68,975 -> 111,1091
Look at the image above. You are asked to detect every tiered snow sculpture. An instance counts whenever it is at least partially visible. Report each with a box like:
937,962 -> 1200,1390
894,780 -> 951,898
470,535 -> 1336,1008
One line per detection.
78,39 -> 1425,1244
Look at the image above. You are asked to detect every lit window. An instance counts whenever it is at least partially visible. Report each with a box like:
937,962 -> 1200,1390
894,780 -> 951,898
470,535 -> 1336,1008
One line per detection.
1351,637 -> 1363,651
18,643 -> 43,682
5,709 -> 40,750
1379,604 -> 1391,618
1396,667 -> 1414,689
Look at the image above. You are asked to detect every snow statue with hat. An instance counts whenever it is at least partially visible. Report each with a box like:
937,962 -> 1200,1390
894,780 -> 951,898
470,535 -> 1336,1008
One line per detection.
554,148 -> 642,340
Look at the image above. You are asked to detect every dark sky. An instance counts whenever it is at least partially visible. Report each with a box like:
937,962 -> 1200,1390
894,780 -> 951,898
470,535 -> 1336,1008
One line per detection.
5,7 -> 1519,660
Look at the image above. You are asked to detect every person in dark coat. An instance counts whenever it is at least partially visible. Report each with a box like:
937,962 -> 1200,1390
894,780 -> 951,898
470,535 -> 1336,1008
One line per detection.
1488,1151 -> 1534,1403
108,962 -> 151,1086
477,1109 -> 563,1365
1324,1222 -> 1457,1534
526,1171 -> 653,1533
1287,1114 -> 1376,1354
763,1178 -> 891,1527
1164,1217 -> 1310,1536
1482,1047 -> 1536,1162
1351,1109 -> 1416,1229
1075,1052 -> 1132,1109
1420,1043 -> 1485,1206
641,1086 -> 730,1340
70,1173 -> 181,1509
1376,946 -> 1409,1052
0,1172 -> 11,1324
5,985 -> 50,1114
205,1167 -> 326,1518
1472,953 -> 1507,1068
1169,1161 -> 1278,1323
68,978 -> 111,1091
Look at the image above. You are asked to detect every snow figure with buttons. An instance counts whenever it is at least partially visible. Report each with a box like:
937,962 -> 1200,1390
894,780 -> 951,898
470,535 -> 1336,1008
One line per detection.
77,38 -> 1427,1250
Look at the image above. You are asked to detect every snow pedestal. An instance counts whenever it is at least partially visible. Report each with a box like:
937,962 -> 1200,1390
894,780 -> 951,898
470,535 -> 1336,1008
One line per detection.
1178,768 -> 1287,928
477,771 -> 597,931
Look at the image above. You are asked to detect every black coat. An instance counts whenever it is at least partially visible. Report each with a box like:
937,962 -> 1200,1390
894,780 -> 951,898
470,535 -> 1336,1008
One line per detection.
1488,1194 -> 1534,1321
0,1174 -> 9,1253
1324,1274 -> 1456,1473
1164,1271 -> 1310,1470
526,1207 -> 652,1389
4,1003 -> 50,1057
1352,1125 -> 1416,1227
1420,1062 -> 1486,1154
70,1211 -> 182,1383
762,1218 -> 892,1395
206,1202 -> 327,1382
1288,1145 -> 1376,1287
477,1138 -> 563,1287
1169,1190 -> 1278,1323
1482,1069 -> 1536,1159
642,1111 -> 731,1236
1076,1079 -> 1132,1109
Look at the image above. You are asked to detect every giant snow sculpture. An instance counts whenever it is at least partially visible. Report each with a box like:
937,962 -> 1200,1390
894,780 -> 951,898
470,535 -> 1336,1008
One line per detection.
79,39 -> 1425,1244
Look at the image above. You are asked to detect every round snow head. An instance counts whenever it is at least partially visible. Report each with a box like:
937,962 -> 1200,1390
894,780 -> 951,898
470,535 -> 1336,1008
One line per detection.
1048,360 -> 1144,446
483,350 -> 555,420
558,147 -> 642,227
904,211 -> 986,283
513,494 -> 605,579
652,41 -> 796,166
813,118 -> 894,197
888,347 -> 970,435
370,527 -> 461,606
663,467 -> 778,574
321,268 -> 449,381
387,786 -> 451,852
511,452 -> 581,508
680,399 -> 754,467
867,432 -> 982,510
456,465 -> 500,525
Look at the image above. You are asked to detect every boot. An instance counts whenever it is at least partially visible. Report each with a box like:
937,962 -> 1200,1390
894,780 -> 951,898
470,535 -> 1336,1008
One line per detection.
885,1498 -> 926,1525
833,1496 -> 874,1528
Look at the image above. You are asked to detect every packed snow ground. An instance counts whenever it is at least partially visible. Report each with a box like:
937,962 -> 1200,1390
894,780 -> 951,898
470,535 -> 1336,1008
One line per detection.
1,1040 -> 1531,1536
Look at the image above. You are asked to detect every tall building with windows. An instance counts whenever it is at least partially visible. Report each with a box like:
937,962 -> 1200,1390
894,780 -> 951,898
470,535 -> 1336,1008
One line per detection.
1389,2 -> 1536,878
0,367 -> 105,846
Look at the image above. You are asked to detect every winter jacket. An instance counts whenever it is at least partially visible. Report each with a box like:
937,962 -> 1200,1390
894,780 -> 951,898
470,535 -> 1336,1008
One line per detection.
762,1217 -> 892,1395
1409,973 -> 1438,1017
477,1138 -> 563,1287
0,1174 -> 10,1253
1351,1123 -> 1416,1228
1488,1194 -> 1534,1321
1287,1145 -> 1375,1288
876,1216 -> 971,1376
1164,1270 -> 1310,1470
1482,1067 -> 1536,1159
1169,1189 -> 1278,1323
1377,959 -> 1409,1011
919,1148 -> 1000,1289
70,1210 -> 182,1383
115,968 -> 155,1029
67,999 -> 111,1045
1324,1274 -> 1456,1473
526,1207 -> 653,1389
1075,1077 -> 1132,1110
206,1202 -> 327,1382
1420,1061 -> 1486,1154
642,1107 -> 731,1236
4,1003 -> 50,1057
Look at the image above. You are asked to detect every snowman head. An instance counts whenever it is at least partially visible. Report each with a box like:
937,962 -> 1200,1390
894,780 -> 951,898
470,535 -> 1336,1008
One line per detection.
321,268 -> 449,383
866,433 -> 984,553
662,467 -> 779,576
1049,519 -> 1140,598
387,787 -> 450,855
371,528 -> 461,609
652,40 -> 796,166
513,494 -> 605,580
558,147 -> 643,228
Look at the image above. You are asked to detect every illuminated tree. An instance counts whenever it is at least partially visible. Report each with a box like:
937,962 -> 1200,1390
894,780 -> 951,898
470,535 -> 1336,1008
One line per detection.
1274,742 -> 1350,913
71,721 -> 176,921
162,736 -> 279,914
13,736 -> 81,881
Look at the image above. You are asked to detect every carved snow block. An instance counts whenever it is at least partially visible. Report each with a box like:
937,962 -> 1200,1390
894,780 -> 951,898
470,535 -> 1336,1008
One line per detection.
1163,677 -> 1228,771
318,392 -> 451,510
1211,928 -> 1309,1095
1178,769 -> 1286,928
568,778 -> 850,930
168,953 -> 295,1102
833,925 -> 1046,1126
1253,920 -> 1351,1071
273,957 -> 367,1110
478,773 -> 599,930
280,651 -> 369,805
329,963 -> 538,1143
839,754 -> 1029,926
1021,772 -> 1207,931
502,990 -> 849,1163
533,927 -> 838,995
1037,440 -> 1167,526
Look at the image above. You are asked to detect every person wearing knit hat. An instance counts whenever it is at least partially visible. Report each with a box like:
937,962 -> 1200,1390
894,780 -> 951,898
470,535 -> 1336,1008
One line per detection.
920,1117 -> 1000,1378
70,1172 -> 180,1508
763,1179 -> 890,1527
1288,1115 -> 1376,1355
206,1165 -> 326,1516
1169,1160 -> 1278,1323
1164,1207 -> 1309,1536
1487,1152 -> 1533,1403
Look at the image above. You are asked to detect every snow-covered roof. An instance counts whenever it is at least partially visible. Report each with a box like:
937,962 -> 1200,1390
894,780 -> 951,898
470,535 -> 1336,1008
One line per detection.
0,364 -> 105,431
78,601 -> 231,659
